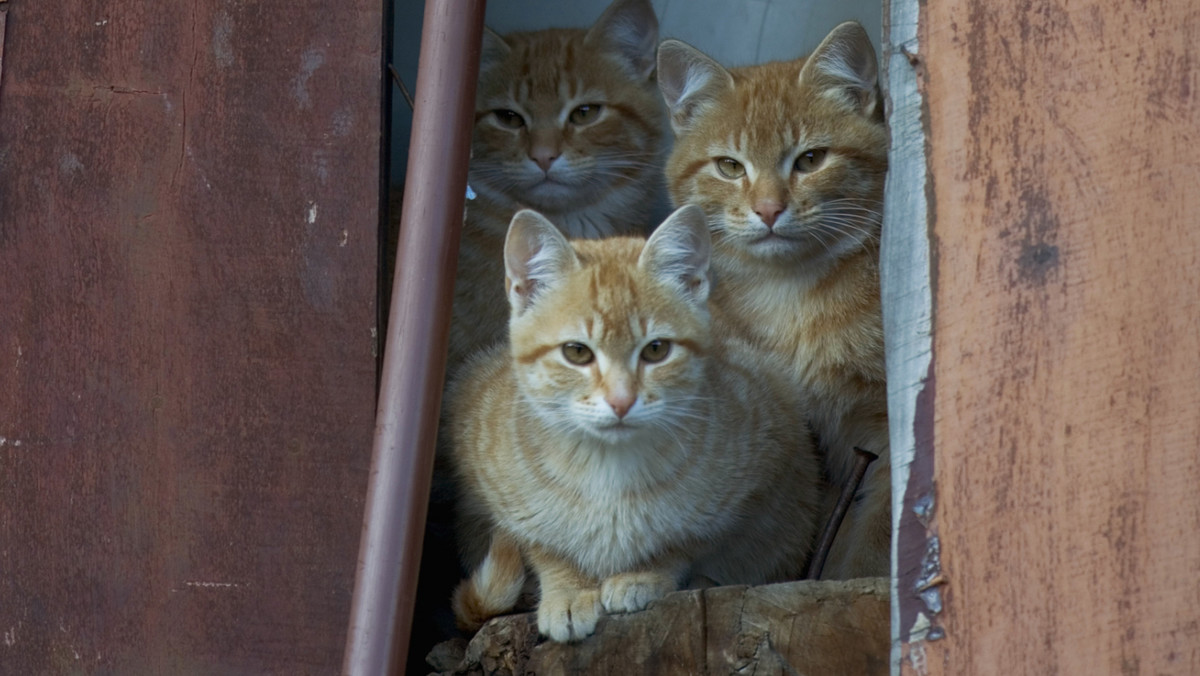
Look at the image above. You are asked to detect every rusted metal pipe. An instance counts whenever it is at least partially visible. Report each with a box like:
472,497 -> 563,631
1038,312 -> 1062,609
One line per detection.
805,446 -> 879,580
342,2 -> 485,674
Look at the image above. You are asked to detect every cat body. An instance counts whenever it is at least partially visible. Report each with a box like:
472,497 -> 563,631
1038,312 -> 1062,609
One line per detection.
449,206 -> 822,641
449,0 -> 667,368
657,23 -> 890,578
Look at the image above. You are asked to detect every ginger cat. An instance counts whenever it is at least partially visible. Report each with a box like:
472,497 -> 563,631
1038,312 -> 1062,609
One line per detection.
448,205 -> 823,641
449,0 -> 667,369
656,22 -> 890,579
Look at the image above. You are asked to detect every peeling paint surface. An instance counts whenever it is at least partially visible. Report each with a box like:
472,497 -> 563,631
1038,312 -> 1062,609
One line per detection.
889,0 -> 1200,673
881,0 -> 936,671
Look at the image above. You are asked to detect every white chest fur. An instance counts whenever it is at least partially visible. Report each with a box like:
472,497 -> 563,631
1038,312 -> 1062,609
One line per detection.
490,436 -> 740,580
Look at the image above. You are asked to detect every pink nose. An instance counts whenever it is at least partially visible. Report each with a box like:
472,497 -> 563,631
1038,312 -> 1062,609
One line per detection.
531,149 -> 559,172
755,202 -> 784,228
606,394 -> 636,419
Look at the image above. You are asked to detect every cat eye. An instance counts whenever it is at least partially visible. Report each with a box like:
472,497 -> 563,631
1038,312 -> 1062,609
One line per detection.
568,104 -> 603,125
794,149 -> 828,173
492,109 -> 526,129
562,342 -> 595,365
715,157 -> 746,179
640,340 -> 671,363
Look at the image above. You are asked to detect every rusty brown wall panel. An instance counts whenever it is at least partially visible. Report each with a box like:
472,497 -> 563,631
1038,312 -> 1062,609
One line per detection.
889,0 -> 1200,673
0,1 -> 382,674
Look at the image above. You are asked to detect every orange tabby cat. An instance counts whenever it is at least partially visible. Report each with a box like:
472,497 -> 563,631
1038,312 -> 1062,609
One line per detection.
448,206 -> 823,641
656,22 -> 890,579
449,0 -> 667,369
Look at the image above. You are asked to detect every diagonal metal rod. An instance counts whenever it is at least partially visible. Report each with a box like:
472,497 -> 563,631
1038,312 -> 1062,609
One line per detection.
342,1 -> 485,673
805,446 -> 879,580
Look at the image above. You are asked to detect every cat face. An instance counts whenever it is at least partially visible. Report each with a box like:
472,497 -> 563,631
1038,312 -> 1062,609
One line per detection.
657,23 -> 887,269
470,0 -> 664,213
503,206 -> 712,443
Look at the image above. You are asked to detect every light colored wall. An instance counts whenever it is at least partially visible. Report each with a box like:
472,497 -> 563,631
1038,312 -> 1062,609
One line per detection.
390,0 -> 883,183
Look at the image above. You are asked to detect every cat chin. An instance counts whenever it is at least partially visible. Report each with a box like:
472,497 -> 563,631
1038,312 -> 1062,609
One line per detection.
580,422 -> 657,445
517,180 -> 604,211
727,232 -> 812,260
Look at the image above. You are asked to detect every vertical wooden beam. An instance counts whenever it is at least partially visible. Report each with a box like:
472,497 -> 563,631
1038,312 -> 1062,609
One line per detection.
342,1 -> 485,674
880,0 -> 936,672
885,0 -> 1200,673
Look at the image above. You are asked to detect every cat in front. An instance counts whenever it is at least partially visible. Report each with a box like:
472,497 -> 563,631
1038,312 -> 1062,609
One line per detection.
447,205 -> 823,642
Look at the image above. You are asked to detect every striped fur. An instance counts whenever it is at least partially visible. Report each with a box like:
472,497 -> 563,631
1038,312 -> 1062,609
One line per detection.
451,531 -> 527,632
658,22 -> 891,578
447,206 -> 823,641
448,0 -> 668,370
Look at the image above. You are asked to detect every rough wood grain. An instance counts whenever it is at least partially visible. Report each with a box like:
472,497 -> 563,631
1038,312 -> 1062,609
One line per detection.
0,2 -> 381,673
429,579 -> 890,676
888,0 -> 1200,673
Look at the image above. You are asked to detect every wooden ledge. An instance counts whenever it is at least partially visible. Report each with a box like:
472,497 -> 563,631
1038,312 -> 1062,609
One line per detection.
428,578 -> 890,675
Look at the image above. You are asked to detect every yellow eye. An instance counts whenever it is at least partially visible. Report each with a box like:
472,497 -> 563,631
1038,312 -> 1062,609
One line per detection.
640,340 -> 671,363
715,157 -> 745,179
568,104 -> 603,125
794,148 -> 828,173
562,342 -> 595,365
493,109 -> 525,129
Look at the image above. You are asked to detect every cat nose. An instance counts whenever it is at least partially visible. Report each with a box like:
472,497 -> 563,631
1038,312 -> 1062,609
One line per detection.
530,147 -> 559,172
605,393 -> 636,419
754,201 -> 785,228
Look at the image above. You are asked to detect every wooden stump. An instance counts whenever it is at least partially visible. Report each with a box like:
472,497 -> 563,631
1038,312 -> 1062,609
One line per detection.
428,578 -> 890,676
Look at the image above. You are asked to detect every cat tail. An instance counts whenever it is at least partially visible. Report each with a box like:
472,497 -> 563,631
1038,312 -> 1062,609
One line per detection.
451,530 -> 527,632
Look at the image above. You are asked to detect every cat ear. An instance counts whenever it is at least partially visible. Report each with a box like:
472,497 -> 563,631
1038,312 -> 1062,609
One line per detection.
639,205 -> 712,304
656,40 -> 734,133
504,210 -> 577,315
480,26 -> 511,71
585,0 -> 660,80
799,21 -> 881,118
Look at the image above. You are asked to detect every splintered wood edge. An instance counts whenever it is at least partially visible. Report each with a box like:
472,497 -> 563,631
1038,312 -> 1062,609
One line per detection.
881,0 -> 936,673
436,579 -> 891,675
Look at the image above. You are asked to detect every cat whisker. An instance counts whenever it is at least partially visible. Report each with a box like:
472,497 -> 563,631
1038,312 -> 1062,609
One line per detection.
817,219 -> 881,243
818,215 -> 880,232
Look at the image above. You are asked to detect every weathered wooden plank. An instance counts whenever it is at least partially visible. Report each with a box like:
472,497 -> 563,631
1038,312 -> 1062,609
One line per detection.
880,0 -> 937,671
0,2 -> 381,673
887,0 -> 1200,673
429,580 -> 891,676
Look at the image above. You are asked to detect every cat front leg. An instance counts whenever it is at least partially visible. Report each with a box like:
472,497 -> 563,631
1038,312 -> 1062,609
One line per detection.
526,543 -> 603,642
600,556 -> 688,614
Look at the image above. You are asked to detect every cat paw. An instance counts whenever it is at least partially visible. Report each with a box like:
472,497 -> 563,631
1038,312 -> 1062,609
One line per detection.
537,589 -> 603,642
600,571 -> 675,614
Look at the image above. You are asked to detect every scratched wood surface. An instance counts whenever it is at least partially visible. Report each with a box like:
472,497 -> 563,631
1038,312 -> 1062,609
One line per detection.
430,580 -> 891,676
888,0 -> 1200,673
0,2 -> 381,673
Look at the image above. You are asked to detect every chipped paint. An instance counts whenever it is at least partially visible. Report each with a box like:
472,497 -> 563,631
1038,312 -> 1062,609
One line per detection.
212,12 -> 234,69
907,639 -> 928,675
181,581 -> 245,589
291,48 -> 325,109
59,152 -> 84,174
882,0 -> 937,671
332,108 -> 354,137
306,202 -> 318,224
